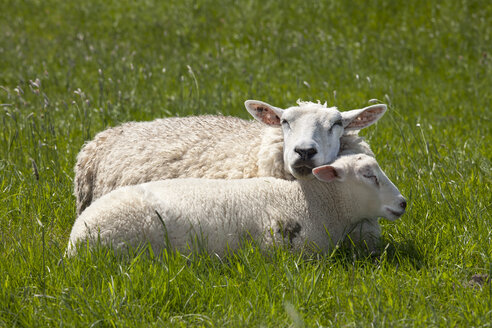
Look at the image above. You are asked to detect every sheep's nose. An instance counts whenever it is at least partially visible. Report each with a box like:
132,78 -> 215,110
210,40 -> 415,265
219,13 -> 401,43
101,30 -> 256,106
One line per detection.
295,147 -> 317,161
399,199 -> 407,210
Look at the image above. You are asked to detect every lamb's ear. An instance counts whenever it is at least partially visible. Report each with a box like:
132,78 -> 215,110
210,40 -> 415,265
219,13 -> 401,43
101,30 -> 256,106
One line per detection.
312,165 -> 346,182
341,104 -> 387,131
244,100 -> 284,126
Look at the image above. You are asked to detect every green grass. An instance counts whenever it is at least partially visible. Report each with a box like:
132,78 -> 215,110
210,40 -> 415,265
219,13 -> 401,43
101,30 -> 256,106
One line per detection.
1,0 -> 491,326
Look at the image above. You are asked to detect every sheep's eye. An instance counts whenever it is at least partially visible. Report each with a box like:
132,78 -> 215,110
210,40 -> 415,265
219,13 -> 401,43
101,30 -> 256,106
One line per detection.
329,120 -> 342,133
363,174 -> 379,186
281,119 -> 290,128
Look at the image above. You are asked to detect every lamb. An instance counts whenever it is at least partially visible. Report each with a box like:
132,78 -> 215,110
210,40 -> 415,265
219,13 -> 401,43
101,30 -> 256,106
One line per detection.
67,154 -> 407,257
74,99 -> 387,215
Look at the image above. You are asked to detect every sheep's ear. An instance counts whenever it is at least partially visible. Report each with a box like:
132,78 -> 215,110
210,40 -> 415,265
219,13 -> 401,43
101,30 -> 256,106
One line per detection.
341,104 -> 387,131
312,165 -> 346,182
244,100 -> 284,126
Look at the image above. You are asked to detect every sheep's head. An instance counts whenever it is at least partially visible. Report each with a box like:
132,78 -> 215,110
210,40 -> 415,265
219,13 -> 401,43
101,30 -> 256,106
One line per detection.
245,100 -> 387,179
312,154 -> 407,221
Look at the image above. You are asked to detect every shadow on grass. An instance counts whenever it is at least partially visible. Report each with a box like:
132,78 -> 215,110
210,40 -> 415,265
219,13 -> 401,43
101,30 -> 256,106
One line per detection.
380,238 -> 426,269
322,237 -> 426,271
63,234 -> 426,275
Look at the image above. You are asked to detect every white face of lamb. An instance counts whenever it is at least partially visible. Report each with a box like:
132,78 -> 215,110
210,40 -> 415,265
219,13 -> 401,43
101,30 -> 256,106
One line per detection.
312,154 -> 407,221
353,156 -> 406,221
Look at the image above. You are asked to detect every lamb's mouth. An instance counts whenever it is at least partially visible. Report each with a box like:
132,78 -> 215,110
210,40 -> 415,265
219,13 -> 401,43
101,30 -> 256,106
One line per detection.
385,207 -> 405,218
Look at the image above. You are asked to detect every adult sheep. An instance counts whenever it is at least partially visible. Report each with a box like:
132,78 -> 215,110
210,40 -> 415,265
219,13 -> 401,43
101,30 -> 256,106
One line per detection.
74,100 -> 387,215
67,154 -> 407,257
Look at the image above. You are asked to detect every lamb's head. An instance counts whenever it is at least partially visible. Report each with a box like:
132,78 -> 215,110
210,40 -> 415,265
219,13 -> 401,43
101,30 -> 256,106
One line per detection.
312,154 -> 407,221
245,100 -> 386,179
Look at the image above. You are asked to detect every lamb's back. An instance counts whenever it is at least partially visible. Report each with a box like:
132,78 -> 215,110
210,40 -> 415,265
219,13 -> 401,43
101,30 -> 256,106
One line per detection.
70,177 -> 303,256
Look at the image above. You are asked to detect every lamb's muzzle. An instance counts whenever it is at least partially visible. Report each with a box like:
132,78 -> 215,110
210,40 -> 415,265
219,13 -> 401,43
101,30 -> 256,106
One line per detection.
385,197 -> 407,219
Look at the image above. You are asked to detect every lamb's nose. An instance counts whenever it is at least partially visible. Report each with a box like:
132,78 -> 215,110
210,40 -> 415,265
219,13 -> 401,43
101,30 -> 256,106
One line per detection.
295,147 -> 317,161
400,199 -> 407,210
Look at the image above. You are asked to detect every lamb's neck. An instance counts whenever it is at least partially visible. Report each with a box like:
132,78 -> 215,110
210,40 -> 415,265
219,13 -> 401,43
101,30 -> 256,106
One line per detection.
299,180 -> 358,234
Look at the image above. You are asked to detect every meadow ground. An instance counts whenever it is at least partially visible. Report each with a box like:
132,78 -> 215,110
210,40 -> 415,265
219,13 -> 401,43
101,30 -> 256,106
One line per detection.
0,0 -> 491,326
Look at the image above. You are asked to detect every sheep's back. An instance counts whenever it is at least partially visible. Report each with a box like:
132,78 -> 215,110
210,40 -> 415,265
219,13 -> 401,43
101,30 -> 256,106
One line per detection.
74,115 -> 270,214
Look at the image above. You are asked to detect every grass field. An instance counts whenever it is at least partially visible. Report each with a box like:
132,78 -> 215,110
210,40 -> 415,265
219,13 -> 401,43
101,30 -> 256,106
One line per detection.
1,0 -> 491,326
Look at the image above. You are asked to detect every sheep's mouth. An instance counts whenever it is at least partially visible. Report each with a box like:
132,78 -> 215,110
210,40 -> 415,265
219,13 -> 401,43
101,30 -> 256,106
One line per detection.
291,163 -> 315,178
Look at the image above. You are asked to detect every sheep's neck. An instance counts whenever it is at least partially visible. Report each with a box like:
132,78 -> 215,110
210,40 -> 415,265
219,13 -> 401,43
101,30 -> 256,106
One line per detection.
257,125 -> 292,179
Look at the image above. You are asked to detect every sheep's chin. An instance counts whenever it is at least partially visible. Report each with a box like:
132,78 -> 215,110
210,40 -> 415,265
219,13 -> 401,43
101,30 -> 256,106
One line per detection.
290,166 -> 315,179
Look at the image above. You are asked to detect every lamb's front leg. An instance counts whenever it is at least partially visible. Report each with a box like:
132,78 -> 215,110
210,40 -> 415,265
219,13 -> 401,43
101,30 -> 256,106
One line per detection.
345,219 -> 382,253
